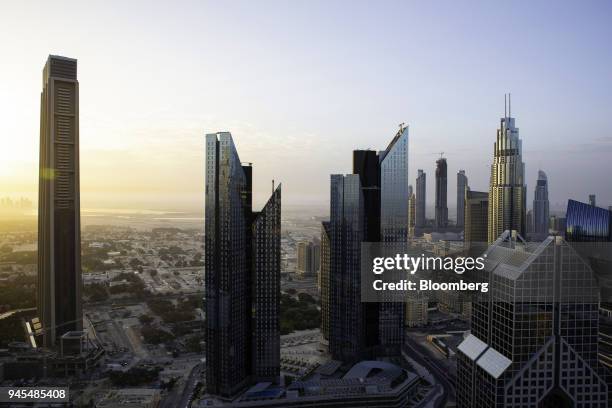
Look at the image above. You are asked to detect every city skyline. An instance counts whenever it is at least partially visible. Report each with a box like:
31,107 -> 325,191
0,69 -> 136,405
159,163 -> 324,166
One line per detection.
1,1 -> 612,211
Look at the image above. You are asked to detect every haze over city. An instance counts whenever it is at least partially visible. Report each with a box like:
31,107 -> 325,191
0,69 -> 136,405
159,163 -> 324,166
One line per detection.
1,0 -> 611,212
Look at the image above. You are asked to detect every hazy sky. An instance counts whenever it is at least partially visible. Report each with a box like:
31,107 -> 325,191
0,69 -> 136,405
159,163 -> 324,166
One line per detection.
1,1 -> 611,214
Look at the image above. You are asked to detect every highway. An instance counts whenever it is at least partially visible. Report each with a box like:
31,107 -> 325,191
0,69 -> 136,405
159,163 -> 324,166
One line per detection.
404,335 -> 456,407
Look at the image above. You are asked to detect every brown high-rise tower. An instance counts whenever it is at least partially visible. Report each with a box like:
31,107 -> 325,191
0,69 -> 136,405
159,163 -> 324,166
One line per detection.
38,55 -> 82,347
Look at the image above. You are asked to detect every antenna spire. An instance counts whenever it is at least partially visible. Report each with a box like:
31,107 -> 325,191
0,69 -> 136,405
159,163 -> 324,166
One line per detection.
504,94 -> 507,118
272,179 -> 275,193
508,93 -> 512,117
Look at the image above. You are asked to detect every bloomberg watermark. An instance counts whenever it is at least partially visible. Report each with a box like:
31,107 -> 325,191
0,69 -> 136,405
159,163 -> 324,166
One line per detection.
360,243 -> 490,302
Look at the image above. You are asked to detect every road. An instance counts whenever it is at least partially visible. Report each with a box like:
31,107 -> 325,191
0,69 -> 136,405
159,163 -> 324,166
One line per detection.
162,362 -> 202,408
404,336 -> 455,406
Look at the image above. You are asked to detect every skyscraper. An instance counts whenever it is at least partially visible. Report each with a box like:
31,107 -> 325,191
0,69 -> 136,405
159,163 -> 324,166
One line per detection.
329,174 -> 365,361
205,132 -> 281,397
463,190 -> 488,256
487,95 -> 526,243
456,170 -> 468,228
378,125 -> 409,356
252,186 -> 281,383
328,125 -> 408,361
590,194 -> 597,207
435,157 -> 448,229
38,55 -> 82,348
416,169 -> 426,228
296,241 -> 320,278
566,199 -> 612,397
457,232 -> 608,407
533,170 -> 550,237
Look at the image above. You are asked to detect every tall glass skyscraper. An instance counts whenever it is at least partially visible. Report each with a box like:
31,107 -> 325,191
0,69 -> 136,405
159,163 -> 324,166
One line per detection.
456,169 -> 468,228
38,55 -> 82,348
533,170 -> 550,236
457,232 -> 608,408
329,174 -> 365,361
378,125 -> 409,356
488,95 -> 526,243
416,169 -> 426,228
435,157 -> 448,229
328,125 -> 408,361
205,132 -> 281,397
380,125 -> 410,243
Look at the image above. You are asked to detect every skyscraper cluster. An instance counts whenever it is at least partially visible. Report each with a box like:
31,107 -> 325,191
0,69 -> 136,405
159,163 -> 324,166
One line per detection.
31,55 -> 610,407
323,125 -> 409,362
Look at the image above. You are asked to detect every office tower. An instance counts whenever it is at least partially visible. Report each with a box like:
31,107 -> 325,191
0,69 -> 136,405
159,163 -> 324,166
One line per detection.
456,170 -> 468,228
533,170 -> 550,236
205,132 -> 281,397
435,157 -> 448,229
408,192 -> 416,238
590,194 -> 597,207
329,174 -> 365,361
566,200 -> 612,396
378,124 -> 409,356
296,241 -> 320,278
487,95 -> 526,243
463,190 -> 488,256
380,124 -> 410,242
457,231 -> 608,408
329,125 -> 408,361
320,222 -> 331,341
38,55 -> 82,348
416,169 -> 426,228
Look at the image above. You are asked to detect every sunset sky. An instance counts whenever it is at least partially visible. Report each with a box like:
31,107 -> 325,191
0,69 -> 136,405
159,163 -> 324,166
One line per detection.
1,0 -> 611,213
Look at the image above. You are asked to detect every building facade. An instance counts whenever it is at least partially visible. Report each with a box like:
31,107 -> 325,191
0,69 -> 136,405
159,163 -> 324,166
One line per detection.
319,222 -> 331,341
457,232 -> 608,408
487,97 -> 526,243
38,55 -> 82,348
435,158 -> 448,229
456,170 -> 468,228
205,132 -> 281,397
